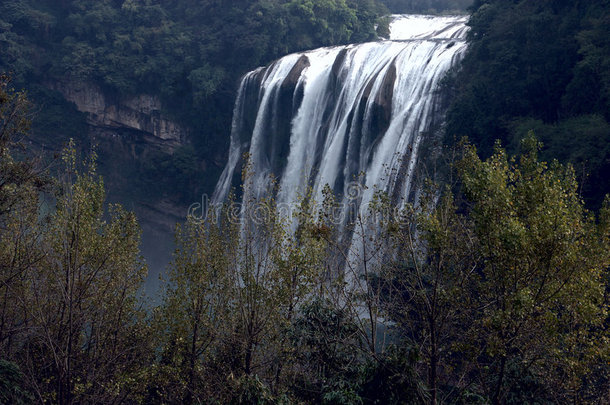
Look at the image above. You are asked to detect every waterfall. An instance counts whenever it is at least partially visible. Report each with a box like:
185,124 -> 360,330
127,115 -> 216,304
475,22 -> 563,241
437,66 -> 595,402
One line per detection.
212,15 -> 469,242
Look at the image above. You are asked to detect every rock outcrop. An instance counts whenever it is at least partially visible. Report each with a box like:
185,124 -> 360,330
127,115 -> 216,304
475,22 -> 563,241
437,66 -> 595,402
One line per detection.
50,80 -> 185,144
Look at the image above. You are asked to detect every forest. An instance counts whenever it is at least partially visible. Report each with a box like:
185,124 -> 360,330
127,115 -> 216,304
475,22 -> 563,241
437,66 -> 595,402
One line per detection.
1,0 -> 609,404
445,0 -> 610,209
0,0 -> 386,200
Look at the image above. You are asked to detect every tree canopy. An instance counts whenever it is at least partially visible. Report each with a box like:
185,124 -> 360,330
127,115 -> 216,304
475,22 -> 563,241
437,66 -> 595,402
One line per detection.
0,0 -> 387,208
445,0 -> 610,209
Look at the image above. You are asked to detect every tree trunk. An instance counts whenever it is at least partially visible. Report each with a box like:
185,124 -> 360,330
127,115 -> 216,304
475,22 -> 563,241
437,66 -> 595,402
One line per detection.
429,315 -> 437,405
245,340 -> 253,375
185,319 -> 199,404
492,354 -> 507,405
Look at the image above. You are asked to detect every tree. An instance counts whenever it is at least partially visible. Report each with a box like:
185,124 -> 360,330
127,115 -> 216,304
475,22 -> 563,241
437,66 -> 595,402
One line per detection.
456,135 -> 609,403
153,209 -> 235,403
286,298 -> 364,404
382,183 -> 478,404
378,136 -> 609,403
18,143 -> 149,404
154,162 -> 332,402
1,77 -> 151,403
0,74 -> 47,376
0,74 -> 43,217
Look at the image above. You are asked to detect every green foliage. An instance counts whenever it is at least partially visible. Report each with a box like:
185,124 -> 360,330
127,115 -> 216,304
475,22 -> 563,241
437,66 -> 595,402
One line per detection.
0,0 -> 384,118
152,162 -> 339,402
456,136 -> 609,403
287,298 -> 363,403
28,84 -> 89,147
378,0 -> 473,13
0,0 -> 387,210
563,8 -> 610,118
509,115 -> 610,209
358,345 -> 427,404
229,374 -> 277,405
153,214 -> 235,402
0,359 -> 33,404
445,0 -> 610,208
0,75 -> 41,212
375,15 -> 391,38
379,180 -> 478,404
370,137 -> 609,403
136,145 -> 203,200
188,65 -> 225,105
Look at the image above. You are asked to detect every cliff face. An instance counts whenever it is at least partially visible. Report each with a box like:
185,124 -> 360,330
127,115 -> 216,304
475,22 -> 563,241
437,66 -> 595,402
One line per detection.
46,79 -> 193,233
51,80 -> 185,145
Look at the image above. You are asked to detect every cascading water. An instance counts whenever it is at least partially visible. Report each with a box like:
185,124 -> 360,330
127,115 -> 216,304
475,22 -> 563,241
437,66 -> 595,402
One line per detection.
212,15 -> 469,253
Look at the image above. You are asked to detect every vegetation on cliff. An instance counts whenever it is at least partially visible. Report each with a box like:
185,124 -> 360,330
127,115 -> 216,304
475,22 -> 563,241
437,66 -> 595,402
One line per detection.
445,0 -> 610,209
379,0 -> 472,13
0,0 -> 387,206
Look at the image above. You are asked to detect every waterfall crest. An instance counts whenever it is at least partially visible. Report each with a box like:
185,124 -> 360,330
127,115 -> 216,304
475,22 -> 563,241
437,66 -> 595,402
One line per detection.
212,15 -> 469,230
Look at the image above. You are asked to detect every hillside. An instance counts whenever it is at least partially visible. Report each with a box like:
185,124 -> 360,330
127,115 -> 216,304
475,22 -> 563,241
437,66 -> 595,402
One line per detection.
0,0 -> 385,206
446,0 -> 610,209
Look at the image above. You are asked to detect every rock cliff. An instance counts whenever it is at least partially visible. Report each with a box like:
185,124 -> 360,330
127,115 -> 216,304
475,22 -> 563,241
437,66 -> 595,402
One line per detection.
50,80 -> 185,145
